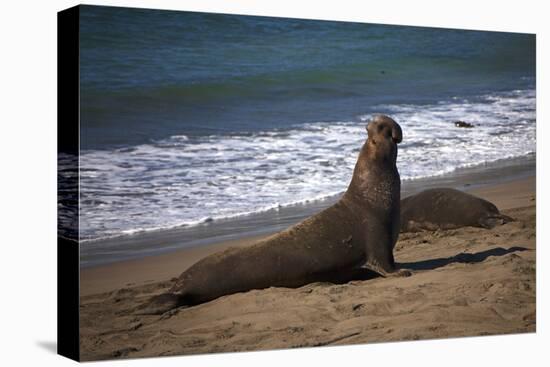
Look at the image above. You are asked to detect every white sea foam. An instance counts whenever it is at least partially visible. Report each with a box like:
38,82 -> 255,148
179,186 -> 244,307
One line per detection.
79,89 -> 535,241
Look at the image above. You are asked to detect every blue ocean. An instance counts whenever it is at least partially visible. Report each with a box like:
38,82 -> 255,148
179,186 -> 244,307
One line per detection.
75,5 -> 536,242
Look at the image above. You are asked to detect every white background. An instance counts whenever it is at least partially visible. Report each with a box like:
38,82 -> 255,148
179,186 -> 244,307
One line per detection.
0,0 -> 547,365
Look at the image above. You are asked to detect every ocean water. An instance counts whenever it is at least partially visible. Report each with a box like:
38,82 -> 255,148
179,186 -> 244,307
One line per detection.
73,5 -> 536,242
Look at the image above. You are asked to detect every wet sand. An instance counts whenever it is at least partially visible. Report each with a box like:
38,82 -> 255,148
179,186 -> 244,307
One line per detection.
79,175 -> 535,360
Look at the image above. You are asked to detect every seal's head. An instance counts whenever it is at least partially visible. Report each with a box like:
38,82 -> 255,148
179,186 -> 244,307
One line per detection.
366,114 -> 402,164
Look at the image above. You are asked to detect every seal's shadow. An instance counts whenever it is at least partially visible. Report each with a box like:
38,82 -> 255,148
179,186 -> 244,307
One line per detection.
399,246 -> 529,271
331,246 -> 530,284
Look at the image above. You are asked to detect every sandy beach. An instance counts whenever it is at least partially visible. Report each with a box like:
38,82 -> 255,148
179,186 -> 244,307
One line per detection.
79,172 -> 536,360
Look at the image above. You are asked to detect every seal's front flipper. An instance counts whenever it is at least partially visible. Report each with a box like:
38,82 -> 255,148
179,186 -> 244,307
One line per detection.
362,217 -> 400,277
363,263 -> 412,278
135,292 -> 182,315
362,215 -> 413,278
388,268 -> 413,277
479,214 -> 514,229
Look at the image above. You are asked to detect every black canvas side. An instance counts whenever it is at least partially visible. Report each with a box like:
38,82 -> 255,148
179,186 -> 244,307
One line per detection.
57,5 -> 80,362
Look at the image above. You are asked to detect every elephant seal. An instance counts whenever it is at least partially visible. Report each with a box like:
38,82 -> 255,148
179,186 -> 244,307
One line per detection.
400,188 -> 513,233
139,115 -> 405,314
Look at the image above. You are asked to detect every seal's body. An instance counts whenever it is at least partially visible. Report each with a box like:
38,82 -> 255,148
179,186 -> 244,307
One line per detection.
400,188 -> 512,233
140,115 -> 404,314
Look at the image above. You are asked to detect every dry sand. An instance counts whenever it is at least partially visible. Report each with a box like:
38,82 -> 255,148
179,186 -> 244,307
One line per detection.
79,176 -> 536,360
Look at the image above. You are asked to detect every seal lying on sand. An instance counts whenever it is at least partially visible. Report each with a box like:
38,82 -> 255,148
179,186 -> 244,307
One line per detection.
139,115 -> 406,314
400,188 -> 513,233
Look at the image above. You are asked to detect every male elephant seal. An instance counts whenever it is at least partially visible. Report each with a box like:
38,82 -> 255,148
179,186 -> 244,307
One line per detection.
400,188 -> 513,232
139,115 -> 406,314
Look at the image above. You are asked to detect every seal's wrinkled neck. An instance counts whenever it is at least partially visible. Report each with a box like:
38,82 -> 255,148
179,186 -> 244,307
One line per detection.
344,138 -> 400,209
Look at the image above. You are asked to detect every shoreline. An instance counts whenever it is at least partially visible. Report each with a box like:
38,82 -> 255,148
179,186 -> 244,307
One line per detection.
80,153 -> 535,268
80,167 -> 535,296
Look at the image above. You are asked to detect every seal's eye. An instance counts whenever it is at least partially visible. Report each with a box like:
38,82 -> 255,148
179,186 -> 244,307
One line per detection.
377,124 -> 383,133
